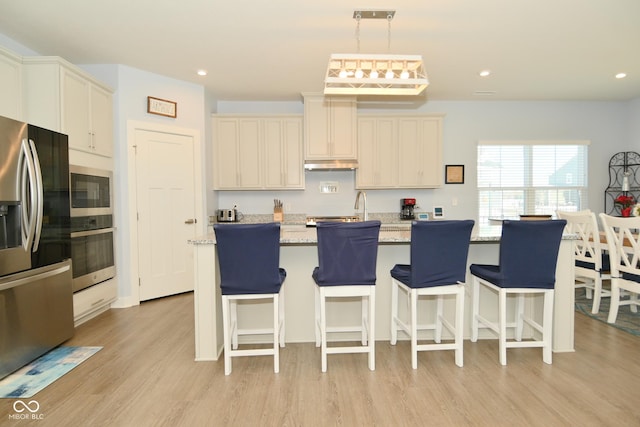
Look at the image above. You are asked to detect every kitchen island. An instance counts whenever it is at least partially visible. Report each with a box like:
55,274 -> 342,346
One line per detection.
189,224 -> 575,361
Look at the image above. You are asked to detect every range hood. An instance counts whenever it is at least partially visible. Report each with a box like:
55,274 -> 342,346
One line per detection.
304,159 -> 359,171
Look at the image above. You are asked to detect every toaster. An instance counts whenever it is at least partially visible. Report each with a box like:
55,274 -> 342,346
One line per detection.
216,209 -> 238,222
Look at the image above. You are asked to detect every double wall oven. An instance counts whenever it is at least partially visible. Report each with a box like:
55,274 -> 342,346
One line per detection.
69,165 -> 115,292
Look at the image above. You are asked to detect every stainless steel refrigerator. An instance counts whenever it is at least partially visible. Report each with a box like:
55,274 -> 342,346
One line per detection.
0,115 -> 74,380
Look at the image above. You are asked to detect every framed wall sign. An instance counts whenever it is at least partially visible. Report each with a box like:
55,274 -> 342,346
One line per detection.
147,96 -> 177,118
445,164 -> 465,184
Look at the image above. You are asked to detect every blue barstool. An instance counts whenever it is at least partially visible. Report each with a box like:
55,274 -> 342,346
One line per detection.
390,220 -> 474,368
214,223 -> 287,375
470,219 -> 566,365
312,220 -> 381,372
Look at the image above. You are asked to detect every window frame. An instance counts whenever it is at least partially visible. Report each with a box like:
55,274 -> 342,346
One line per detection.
477,140 -> 589,229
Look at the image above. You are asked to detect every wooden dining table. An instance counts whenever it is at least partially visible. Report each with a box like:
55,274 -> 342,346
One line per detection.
598,231 -> 637,247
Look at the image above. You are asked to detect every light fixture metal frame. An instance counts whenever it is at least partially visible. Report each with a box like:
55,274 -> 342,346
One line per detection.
325,53 -> 428,96
324,10 -> 429,96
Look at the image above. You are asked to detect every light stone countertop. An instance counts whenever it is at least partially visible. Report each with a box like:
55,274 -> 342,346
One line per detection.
188,223 -> 517,245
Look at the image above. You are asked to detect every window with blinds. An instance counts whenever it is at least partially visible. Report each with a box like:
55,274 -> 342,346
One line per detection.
477,140 -> 589,230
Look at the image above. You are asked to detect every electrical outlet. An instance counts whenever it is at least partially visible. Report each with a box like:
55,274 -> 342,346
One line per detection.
319,181 -> 339,193
452,197 -> 458,206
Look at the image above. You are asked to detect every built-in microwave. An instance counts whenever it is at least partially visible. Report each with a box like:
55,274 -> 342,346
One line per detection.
69,165 -> 115,292
69,165 -> 113,217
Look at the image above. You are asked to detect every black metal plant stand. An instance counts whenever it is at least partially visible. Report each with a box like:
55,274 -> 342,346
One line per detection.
604,151 -> 640,215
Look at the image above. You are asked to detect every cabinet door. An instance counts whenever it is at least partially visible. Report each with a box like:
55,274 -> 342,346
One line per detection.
62,69 -> 92,152
304,95 -> 356,160
282,118 -> 303,188
0,48 -> 22,121
304,96 -> 331,159
214,118 -> 241,189
329,98 -> 357,159
236,119 -> 262,188
265,118 -> 303,189
418,118 -> 442,187
397,117 -> 442,188
264,119 -> 285,188
357,117 -> 397,188
90,85 -> 113,157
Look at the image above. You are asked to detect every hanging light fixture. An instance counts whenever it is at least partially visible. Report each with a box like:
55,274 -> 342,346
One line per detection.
324,10 -> 429,96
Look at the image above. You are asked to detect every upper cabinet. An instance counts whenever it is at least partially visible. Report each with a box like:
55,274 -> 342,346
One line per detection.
0,46 -> 23,121
23,57 -> 113,157
303,94 -> 357,160
357,114 -> 444,189
213,115 -> 304,190
264,118 -> 304,189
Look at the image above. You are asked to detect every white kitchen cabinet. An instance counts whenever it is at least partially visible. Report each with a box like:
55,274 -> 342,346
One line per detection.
0,46 -> 23,121
264,117 -> 304,189
73,279 -> 117,326
357,117 -> 398,188
23,56 -> 113,157
214,117 -> 262,189
357,115 -> 444,189
213,115 -> 303,190
303,94 -> 357,160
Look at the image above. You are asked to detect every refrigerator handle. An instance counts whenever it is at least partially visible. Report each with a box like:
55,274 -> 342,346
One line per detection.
18,139 -> 37,251
29,139 -> 44,252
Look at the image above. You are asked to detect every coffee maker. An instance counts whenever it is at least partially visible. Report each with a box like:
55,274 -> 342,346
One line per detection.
401,198 -> 416,220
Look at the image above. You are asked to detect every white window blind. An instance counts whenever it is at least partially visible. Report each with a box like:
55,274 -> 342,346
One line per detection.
477,140 -> 589,230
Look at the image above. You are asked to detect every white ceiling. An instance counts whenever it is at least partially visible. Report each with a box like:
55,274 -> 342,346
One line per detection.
1,0 -> 639,103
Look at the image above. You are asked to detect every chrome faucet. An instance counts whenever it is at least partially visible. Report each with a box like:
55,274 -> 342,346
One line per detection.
354,190 -> 368,221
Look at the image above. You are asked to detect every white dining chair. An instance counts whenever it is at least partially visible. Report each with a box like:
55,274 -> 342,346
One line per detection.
556,210 -> 611,313
598,214 -> 640,324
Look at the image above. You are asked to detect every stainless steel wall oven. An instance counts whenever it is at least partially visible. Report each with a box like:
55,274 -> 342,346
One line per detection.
69,166 -> 115,292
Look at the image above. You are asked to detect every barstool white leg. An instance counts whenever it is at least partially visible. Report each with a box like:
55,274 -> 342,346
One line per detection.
320,287 -> 328,373
498,289 -> 508,366
314,285 -> 321,347
368,288 -> 376,371
515,294 -> 525,341
542,290 -> 554,364
273,294 -> 279,373
222,295 -> 232,375
471,277 -> 480,342
361,295 -> 368,345
390,278 -> 398,345
410,288 -> 418,369
454,285 -> 464,367
435,295 -> 444,343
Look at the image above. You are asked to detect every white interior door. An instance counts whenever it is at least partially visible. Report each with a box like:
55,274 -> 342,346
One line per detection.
135,128 -> 197,301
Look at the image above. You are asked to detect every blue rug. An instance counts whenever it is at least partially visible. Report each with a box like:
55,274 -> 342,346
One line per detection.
0,346 -> 102,398
575,290 -> 640,336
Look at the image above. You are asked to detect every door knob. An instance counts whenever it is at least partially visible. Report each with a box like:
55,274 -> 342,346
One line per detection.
184,219 -> 197,224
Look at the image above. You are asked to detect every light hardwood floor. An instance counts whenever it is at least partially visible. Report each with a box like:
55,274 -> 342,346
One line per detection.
2,291 -> 640,426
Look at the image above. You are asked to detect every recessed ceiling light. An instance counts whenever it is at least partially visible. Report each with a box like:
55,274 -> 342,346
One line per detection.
479,70 -> 491,77
197,70 -> 208,76
615,72 -> 627,79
